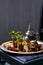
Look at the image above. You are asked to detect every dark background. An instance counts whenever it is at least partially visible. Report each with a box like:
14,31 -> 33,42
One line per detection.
0,0 -> 42,43
40,4 -> 43,40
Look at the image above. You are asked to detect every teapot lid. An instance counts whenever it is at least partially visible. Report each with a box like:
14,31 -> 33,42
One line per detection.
26,24 -> 33,36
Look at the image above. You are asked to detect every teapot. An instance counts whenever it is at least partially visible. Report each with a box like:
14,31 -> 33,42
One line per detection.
24,24 -> 35,42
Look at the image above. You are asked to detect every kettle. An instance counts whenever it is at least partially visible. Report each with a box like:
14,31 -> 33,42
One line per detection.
24,24 -> 35,41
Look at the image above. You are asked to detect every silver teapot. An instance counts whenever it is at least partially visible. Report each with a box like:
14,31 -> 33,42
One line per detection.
24,24 -> 35,41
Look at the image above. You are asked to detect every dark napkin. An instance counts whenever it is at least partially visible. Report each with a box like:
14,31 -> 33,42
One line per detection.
0,49 -> 43,64
10,54 -> 43,64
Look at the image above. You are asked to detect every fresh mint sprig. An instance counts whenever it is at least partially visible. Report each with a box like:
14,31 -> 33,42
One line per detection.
9,30 -> 23,41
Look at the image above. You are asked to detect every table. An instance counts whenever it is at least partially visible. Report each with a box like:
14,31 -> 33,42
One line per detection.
0,49 -> 43,65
